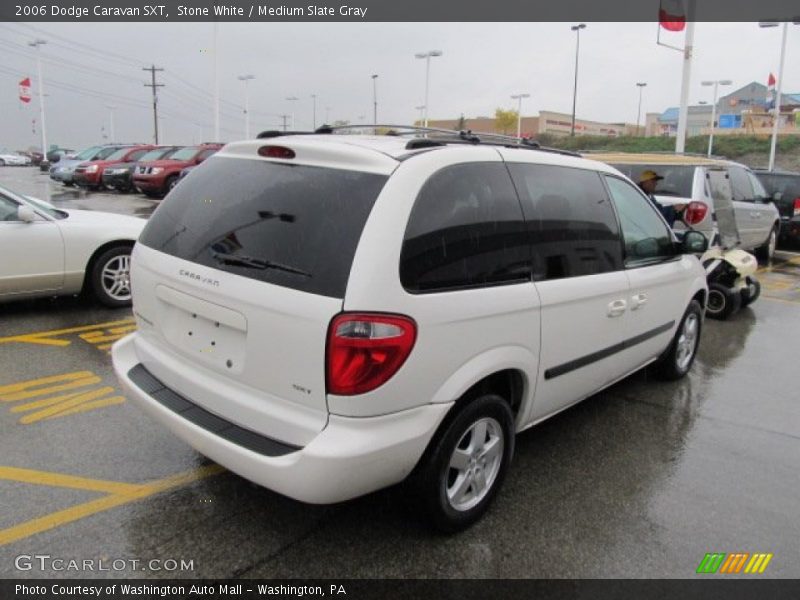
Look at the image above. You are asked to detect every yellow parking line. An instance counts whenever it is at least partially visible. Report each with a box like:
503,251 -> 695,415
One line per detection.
0,376 -> 101,403
0,464 -> 225,546
40,396 -> 125,421
0,466 -> 141,495
0,318 -> 135,347
763,295 -> 800,305
0,371 -> 94,397
17,387 -> 118,424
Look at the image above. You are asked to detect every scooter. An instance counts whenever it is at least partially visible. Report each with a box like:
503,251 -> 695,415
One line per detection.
683,168 -> 761,320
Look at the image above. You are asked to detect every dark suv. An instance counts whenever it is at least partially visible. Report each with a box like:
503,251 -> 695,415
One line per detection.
102,146 -> 181,193
74,145 -> 155,190
132,144 -> 222,198
753,169 -> 800,247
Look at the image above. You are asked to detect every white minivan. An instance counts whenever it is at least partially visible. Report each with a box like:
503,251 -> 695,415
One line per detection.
113,130 -> 708,531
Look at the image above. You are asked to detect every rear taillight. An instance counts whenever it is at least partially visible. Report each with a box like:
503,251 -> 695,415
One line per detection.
683,201 -> 709,226
793,198 -> 800,217
326,313 -> 417,396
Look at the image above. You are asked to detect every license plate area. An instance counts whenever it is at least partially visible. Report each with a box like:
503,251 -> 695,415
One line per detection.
155,285 -> 247,373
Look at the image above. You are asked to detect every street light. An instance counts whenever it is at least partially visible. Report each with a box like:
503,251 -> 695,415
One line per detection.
570,24 -> 586,136
759,21 -> 797,171
28,39 -> 48,162
510,93 -> 530,138
415,50 -> 443,127
237,75 -> 255,138
285,96 -> 299,129
701,79 -> 732,157
635,83 -> 647,137
371,75 -> 378,126
105,105 -> 116,143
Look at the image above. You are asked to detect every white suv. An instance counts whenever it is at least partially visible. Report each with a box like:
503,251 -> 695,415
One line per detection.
112,129 -> 709,531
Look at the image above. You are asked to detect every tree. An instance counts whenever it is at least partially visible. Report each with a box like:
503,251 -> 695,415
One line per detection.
494,108 -> 518,135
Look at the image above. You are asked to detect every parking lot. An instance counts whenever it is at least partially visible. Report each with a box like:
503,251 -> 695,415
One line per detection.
1,166 -> 799,579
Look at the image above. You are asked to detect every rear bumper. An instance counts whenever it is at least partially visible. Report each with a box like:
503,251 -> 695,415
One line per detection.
112,333 -> 451,504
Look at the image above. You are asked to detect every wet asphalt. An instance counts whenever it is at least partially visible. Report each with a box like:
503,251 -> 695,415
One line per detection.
0,167 -> 798,579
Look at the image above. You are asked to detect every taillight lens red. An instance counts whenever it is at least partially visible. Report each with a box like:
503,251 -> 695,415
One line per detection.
793,198 -> 800,217
258,145 -> 295,159
683,201 -> 709,226
326,313 -> 417,396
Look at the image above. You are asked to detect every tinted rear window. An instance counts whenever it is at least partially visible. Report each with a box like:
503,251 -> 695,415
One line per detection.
139,156 -> 388,298
611,164 -> 695,198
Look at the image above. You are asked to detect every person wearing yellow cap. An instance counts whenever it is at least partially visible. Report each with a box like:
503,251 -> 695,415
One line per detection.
638,170 -> 686,227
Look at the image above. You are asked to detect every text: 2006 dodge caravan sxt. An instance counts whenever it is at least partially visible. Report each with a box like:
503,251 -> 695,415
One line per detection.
112,129 -> 709,531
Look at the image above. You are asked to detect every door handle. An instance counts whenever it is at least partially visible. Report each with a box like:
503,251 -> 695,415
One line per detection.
607,299 -> 627,317
630,293 -> 648,310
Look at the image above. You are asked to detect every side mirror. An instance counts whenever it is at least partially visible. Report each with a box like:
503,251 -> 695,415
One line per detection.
682,230 -> 708,254
17,205 -> 38,223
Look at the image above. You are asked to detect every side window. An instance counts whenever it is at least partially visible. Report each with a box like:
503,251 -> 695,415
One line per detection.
729,167 -> 754,202
400,162 -> 530,293
508,164 -> 623,280
0,194 -> 20,221
604,176 -> 675,264
745,171 -> 768,201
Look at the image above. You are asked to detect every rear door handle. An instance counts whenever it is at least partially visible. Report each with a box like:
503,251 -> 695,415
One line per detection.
607,299 -> 627,317
630,293 -> 648,310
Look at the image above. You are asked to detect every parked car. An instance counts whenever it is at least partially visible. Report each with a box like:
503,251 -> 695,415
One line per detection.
47,148 -> 75,164
74,145 -> 156,191
132,144 -> 222,198
586,153 -> 781,261
50,144 -> 130,186
0,183 -> 145,307
753,168 -> 800,248
112,130 -> 708,531
103,146 -> 181,193
17,151 -> 43,166
0,151 -> 32,166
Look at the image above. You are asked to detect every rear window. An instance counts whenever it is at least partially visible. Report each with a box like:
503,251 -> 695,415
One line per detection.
139,156 -> 388,298
612,164 -> 695,198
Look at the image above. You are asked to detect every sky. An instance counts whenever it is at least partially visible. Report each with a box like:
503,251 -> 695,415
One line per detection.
0,21 -> 799,151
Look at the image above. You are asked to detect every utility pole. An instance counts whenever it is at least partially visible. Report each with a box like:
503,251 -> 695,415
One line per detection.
371,74 -> 378,126
311,94 -> 317,130
105,105 -> 116,142
143,65 -> 164,144
213,22 -> 220,141
280,114 -> 290,131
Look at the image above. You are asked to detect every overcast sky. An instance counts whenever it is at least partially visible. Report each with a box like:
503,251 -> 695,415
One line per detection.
1,21 -> 798,151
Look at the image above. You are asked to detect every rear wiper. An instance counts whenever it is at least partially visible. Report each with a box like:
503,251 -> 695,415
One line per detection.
211,251 -> 311,277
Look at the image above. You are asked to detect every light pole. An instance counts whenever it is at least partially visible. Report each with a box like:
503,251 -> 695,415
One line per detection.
635,82 -> 647,136
759,21 -> 797,171
701,79 -> 732,157
286,96 -> 299,129
311,94 -> 317,130
325,106 -> 330,125
415,50 -> 442,127
510,93 -> 530,138
570,24 -> 586,136
105,105 -> 116,142
237,74 -> 254,138
28,39 -> 48,162
371,75 -> 378,126
213,22 -> 220,141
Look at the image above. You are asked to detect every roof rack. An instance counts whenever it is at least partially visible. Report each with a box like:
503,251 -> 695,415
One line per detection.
257,124 -> 580,158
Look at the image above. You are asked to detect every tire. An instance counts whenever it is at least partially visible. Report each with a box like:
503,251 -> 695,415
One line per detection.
755,226 -> 777,262
0,159 -> 6,166
740,277 -> 761,308
89,246 -> 133,308
63,181 -> 74,187
164,175 -> 179,195
412,394 -> 514,533
706,282 -> 741,320
653,299 -> 703,380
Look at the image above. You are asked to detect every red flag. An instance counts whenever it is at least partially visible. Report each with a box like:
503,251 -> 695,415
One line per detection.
767,73 -> 776,88
659,0 -> 686,32
19,77 -> 32,103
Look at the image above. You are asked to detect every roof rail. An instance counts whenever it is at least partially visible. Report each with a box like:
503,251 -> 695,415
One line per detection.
257,124 -> 580,158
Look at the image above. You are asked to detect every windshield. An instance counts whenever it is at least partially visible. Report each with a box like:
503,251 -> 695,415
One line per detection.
95,146 -> 122,160
140,147 -> 177,161
168,146 -> 200,161
75,145 -> 103,160
140,156 -> 388,298
611,164 -> 696,198
105,147 -> 133,161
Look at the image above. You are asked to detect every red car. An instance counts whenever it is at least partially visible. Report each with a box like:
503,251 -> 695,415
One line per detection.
133,144 -> 222,198
73,145 -> 156,190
